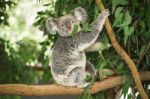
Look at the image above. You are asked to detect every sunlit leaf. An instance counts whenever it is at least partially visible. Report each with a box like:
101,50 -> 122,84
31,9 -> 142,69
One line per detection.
116,11 -> 132,27
69,24 -> 78,36
104,70 -> 115,76
113,12 -> 124,27
115,7 -> 123,18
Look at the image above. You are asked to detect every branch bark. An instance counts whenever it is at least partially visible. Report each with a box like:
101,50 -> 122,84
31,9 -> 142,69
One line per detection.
95,0 -> 148,99
0,72 -> 149,96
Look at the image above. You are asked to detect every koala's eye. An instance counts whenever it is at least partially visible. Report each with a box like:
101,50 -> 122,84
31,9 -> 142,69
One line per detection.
71,21 -> 74,23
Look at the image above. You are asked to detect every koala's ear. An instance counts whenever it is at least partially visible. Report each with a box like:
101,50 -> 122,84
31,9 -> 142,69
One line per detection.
46,17 -> 58,34
72,7 -> 88,23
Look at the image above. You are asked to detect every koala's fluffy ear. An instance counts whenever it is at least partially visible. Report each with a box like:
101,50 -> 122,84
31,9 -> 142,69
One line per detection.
72,7 -> 88,23
46,17 -> 58,34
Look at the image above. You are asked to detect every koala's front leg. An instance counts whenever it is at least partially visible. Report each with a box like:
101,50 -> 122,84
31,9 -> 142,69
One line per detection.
69,9 -> 110,51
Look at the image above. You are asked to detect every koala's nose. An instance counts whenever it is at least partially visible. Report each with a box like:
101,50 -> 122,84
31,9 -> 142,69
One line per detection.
65,22 -> 71,29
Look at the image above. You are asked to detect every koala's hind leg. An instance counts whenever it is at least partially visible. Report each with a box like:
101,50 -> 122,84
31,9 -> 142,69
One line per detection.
69,67 -> 89,88
85,61 -> 96,76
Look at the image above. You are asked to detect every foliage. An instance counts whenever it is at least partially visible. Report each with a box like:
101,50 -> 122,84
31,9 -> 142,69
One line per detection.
0,0 -> 15,25
0,0 -> 150,99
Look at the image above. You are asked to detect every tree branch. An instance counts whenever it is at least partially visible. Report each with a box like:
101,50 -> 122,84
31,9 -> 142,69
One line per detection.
0,72 -> 149,96
95,0 -> 148,99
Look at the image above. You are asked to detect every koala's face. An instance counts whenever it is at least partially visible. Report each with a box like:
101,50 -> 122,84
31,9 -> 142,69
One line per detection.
46,7 -> 87,37
57,14 -> 79,36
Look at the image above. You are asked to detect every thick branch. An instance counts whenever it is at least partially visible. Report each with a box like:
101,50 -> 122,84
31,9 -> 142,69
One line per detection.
0,72 -> 149,96
95,0 -> 148,99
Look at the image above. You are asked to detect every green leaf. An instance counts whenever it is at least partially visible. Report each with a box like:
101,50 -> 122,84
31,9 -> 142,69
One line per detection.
115,7 -> 123,18
124,26 -> 134,45
69,24 -> 78,36
94,6 -> 99,20
117,63 -> 124,70
140,45 -> 147,56
92,91 -> 105,99
116,63 -> 129,74
104,70 -> 115,76
127,94 -> 132,99
116,11 -> 132,27
138,21 -> 146,33
122,75 -> 134,99
99,65 -> 104,80
112,0 -> 128,13
42,69 -> 52,82
80,76 -> 94,99
82,22 -> 91,32
99,62 -> 106,80
113,12 -> 124,27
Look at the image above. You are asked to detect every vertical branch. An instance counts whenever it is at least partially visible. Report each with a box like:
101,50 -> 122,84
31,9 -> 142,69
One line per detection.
95,0 -> 148,99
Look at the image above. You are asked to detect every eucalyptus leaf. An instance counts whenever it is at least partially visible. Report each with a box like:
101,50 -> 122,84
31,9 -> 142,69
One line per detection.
140,45 -> 147,56
116,11 -> 132,27
112,0 -> 128,13
124,26 -> 134,45
122,75 -> 134,99
115,7 -> 123,18
69,24 -> 78,36
104,70 -> 115,76
82,22 -> 91,32
113,12 -> 124,27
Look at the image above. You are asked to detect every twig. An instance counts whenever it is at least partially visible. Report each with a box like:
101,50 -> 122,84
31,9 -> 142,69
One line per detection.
0,72 -> 149,96
95,0 -> 148,99
135,35 -> 140,57
127,38 -> 131,57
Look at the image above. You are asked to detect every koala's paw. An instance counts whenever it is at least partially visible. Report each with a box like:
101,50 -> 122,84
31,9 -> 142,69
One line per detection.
102,9 -> 110,17
77,82 -> 89,88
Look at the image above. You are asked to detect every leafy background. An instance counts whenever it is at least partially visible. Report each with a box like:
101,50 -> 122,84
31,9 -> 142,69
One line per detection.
0,0 -> 150,99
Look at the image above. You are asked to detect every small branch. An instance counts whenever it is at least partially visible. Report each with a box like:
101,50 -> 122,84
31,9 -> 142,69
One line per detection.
95,0 -> 148,99
127,38 -> 131,57
0,72 -> 149,96
135,36 -> 140,57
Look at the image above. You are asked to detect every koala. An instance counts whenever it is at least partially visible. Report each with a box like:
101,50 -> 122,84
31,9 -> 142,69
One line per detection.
46,7 -> 110,88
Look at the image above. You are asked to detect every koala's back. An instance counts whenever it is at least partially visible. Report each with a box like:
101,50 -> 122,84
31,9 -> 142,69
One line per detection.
51,37 -> 86,75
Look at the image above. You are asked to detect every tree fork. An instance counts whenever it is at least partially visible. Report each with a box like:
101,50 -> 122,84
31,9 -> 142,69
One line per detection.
95,0 -> 148,99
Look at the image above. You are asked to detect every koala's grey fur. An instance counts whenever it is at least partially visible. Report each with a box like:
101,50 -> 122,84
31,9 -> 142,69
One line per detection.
46,7 -> 110,88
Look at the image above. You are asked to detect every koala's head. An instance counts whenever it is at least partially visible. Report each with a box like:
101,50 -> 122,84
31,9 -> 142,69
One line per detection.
46,7 -> 87,37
